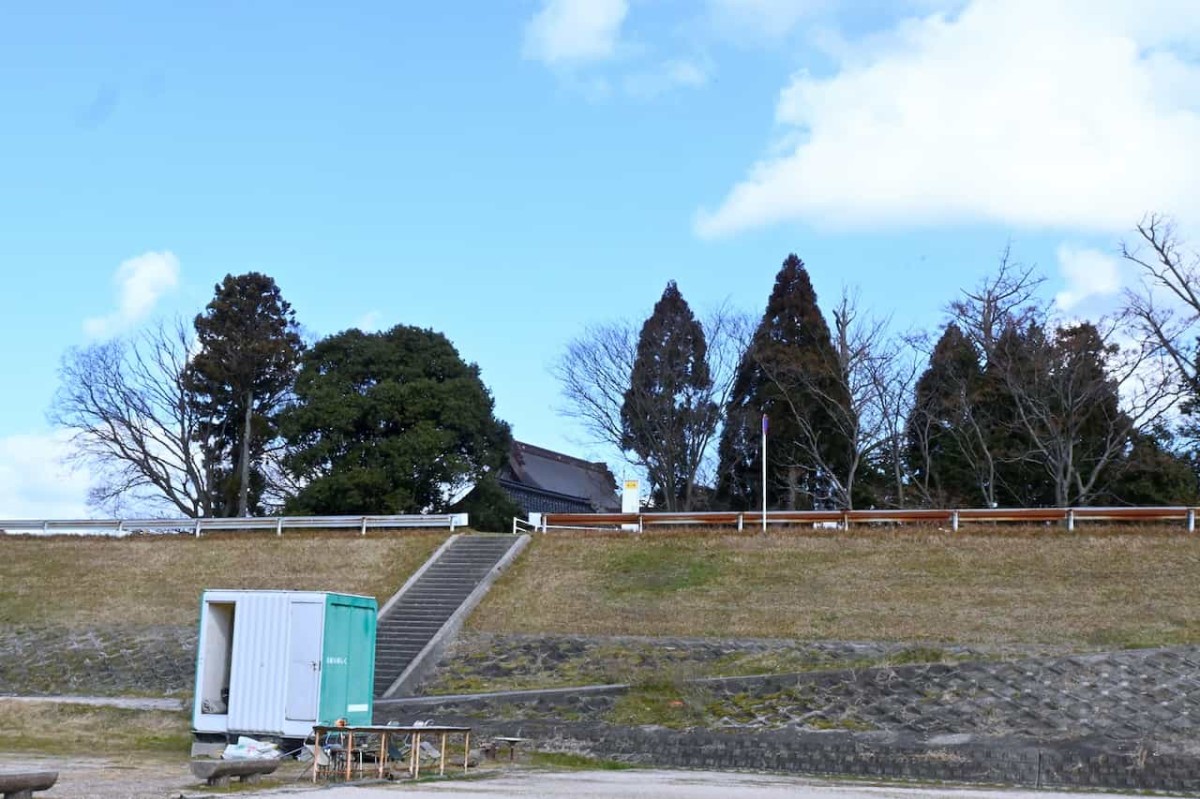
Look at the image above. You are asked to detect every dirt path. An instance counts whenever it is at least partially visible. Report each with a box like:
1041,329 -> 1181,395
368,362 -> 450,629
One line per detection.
0,754 -> 313,799
0,695 -> 184,711
248,770 -> 1196,799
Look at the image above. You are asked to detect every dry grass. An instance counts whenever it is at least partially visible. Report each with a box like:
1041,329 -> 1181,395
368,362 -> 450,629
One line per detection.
0,699 -> 191,755
471,527 -> 1200,647
0,531 -> 445,628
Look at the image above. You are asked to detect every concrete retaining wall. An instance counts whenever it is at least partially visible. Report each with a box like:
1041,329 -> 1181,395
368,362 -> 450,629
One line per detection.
418,717 -> 1200,793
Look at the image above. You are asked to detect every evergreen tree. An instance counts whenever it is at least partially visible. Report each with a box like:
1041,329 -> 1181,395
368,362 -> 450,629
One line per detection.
716,255 -> 852,510
906,324 -> 983,506
186,273 -> 304,516
280,325 -> 511,515
1106,428 -> 1200,506
620,281 -> 716,511
1045,323 -> 1126,504
981,323 -> 1050,506
982,321 -> 1130,507
453,473 -> 524,533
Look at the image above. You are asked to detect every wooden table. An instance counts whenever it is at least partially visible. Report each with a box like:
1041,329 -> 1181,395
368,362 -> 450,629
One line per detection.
491,736 -> 527,761
310,724 -> 472,782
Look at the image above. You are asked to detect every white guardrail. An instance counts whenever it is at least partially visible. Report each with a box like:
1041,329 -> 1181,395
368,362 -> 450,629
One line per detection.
0,513 -> 469,537
524,506 -> 1200,533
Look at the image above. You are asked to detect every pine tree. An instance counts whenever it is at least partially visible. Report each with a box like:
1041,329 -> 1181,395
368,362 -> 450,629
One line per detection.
620,281 -> 716,511
1106,428 -> 1200,505
716,254 -> 852,510
995,321 -> 1132,506
186,273 -> 304,516
980,323 -> 1048,506
906,324 -> 984,506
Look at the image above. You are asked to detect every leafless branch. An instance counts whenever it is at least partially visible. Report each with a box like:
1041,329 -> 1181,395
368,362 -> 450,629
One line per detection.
49,319 -> 214,517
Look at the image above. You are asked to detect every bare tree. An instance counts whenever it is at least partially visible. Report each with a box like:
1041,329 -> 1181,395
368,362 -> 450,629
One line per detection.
1121,213 -> 1200,403
936,253 -> 1049,506
688,303 -> 754,498
50,320 -> 214,517
552,320 -> 637,457
997,319 -> 1174,506
756,289 -> 912,509
552,305 -> 750,507
949,245 -> 1046,359
871,331 -> 923,507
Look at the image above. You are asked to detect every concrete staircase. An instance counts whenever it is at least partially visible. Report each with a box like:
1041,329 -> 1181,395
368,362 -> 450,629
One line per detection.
373,534 -> 527,699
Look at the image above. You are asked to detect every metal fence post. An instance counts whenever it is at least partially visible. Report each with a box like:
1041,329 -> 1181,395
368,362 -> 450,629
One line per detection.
951,511 -> 959,533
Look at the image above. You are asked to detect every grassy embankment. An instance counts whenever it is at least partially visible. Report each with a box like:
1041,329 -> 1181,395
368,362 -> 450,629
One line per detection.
472,527 -> 1200,648
0,530 -> 445,628
456,526 -> 1200,712
0,531 -> 446,758
6,526 -> 1200,747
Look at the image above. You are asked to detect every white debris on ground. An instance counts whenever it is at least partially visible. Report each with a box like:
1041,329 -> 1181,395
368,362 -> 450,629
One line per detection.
221,736 -> 281,760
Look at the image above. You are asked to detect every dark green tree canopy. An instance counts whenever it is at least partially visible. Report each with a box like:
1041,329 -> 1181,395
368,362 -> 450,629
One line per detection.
906,323 -> 985,506
1105,428 -> 1200,506
621,280 -> 716,511
187,272 -> 304,516
717,254 -> 851,510
280,325 -> 512,515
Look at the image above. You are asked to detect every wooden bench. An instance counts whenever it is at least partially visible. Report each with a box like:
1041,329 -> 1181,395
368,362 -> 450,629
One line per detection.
0,771 -> 58,799
189,758 -> 281,787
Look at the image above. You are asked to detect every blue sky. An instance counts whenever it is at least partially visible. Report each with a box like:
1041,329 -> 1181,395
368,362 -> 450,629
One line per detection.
2,0 -> 1198,517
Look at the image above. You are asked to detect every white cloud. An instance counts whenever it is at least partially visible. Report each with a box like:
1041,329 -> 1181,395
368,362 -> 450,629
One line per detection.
1054,245 -> 1123,312
84,251 -> 181,339
696,0 -> 1200,238
706,0 -> 829,40
523,0 -> 629,65
354,310 -> 383,331
623,59 -> 710,98
0,431 -> 91,520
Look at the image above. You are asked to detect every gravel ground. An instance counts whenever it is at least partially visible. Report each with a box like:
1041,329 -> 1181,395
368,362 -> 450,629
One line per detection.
229,769 -> 1198,798
0,754 -> 315,799
0,755 -> 192,799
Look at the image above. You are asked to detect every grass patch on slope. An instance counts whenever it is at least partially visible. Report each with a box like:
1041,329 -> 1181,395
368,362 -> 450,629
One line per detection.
530,752 -> 635,770
604,547 -> 726,595
0,699 -> 192,756
470,528 -> 1200,647
0,531 -> 445,628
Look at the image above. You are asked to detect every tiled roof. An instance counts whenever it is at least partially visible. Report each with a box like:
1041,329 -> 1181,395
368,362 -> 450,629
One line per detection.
499,441 -> 620,513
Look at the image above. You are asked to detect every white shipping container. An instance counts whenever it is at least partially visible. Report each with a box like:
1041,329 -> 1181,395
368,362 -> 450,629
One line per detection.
191,589 -> 376,745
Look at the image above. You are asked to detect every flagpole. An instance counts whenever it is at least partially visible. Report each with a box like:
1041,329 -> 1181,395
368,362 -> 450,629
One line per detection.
761,413 -> 767,532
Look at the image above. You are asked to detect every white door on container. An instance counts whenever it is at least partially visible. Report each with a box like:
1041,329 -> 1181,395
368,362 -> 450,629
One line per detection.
285,601 -> 323,721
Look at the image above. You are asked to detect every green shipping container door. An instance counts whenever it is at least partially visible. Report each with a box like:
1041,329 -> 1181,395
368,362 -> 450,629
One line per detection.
319,593 -> 377,727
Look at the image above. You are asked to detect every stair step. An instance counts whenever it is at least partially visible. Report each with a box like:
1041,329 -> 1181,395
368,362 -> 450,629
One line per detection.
372,536 -> 522,699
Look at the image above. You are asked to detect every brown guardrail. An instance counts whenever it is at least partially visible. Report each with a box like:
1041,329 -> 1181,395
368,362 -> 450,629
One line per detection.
532,506 -> 1199,533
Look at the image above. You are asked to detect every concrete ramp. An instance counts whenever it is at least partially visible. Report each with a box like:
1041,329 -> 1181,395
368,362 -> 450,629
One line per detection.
374,534 -> 528,699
